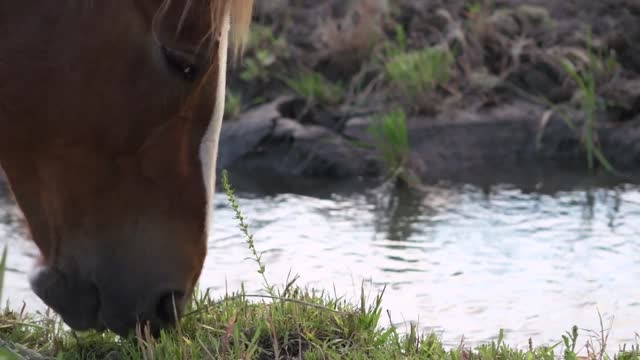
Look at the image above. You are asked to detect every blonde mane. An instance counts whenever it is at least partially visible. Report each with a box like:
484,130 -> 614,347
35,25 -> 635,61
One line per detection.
157,0 -> 253,60
201,0 -> 254,233
209,0 -> 253,59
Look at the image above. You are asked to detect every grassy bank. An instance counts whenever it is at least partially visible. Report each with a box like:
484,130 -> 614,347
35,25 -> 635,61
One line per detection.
1,173 -> 639,359
3,288 -> 640,360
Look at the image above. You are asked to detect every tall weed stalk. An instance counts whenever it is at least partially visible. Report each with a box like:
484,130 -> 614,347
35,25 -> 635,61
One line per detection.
221,170 -> 273,295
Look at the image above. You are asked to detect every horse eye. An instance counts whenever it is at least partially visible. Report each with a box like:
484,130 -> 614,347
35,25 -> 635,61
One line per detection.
161,45 -> 198,82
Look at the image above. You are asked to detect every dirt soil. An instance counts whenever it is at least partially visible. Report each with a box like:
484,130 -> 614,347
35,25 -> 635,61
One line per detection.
219,0 -> 640,186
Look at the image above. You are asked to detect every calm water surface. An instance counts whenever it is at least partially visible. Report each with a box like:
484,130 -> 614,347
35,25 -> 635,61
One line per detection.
2,174 -> 639,349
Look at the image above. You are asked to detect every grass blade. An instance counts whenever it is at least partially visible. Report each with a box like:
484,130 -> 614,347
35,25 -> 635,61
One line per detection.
0,244 -> 8,305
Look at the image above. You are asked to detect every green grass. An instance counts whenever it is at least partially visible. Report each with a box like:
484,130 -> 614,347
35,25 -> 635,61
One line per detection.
1,175 -> 639,359
368,110 -> 421,187
224,90 -> 243,120
385,47 -> 454,102
1,285 -> 395,360
240,25 -> 289,84
559,29 -> 618,174
0,244 -> 7,306
382,25 -> 409,60
240,49 -> 279,83
3,297 -> 639,359
283,71 -> 345,107
464,2 -> 485,17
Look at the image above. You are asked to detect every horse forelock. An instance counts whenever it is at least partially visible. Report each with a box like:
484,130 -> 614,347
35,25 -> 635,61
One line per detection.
154,0 -> 253,56
227,0 -> 254,59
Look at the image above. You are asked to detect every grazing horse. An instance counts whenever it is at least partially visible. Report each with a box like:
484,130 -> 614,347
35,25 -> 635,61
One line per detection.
0,0 -> 252,336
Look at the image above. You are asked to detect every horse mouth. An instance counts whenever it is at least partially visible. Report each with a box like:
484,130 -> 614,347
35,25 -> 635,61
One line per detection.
29,264 -> 185,337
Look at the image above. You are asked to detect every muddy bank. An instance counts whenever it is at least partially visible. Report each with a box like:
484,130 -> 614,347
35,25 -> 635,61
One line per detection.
219,0 -> 640,185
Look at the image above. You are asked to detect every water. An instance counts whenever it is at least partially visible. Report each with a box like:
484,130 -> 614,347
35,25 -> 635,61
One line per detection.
2,174 -> 640,349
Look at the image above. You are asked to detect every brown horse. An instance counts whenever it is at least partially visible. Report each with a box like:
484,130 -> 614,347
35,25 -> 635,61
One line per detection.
0,0 -> 252,336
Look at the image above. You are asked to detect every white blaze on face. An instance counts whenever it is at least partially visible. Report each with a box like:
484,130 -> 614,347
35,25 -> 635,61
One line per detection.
199,5 -> 231,236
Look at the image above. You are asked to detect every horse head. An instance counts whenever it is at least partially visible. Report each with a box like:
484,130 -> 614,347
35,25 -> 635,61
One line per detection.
0,0 -> 252,336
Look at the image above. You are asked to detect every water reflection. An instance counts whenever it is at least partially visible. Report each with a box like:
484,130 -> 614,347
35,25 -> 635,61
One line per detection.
370,185 -> 430,244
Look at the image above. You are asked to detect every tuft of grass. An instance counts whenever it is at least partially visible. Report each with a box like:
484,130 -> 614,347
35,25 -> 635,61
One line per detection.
368,110 -> 421,188
465,2 -> 485,17
385,47 -> 453,98
368,110 -> 409,173
1,285 -> 392,360
559,29 -> 617,174
382,24 -> 408,60
224,90 -> 242,120
240,49 -> 278,83
240,25 -> 289,84
561,59 -> 600,172
283,71 -> 345,107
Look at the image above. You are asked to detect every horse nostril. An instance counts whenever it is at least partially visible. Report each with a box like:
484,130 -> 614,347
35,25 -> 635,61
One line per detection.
155,291 -> 185,325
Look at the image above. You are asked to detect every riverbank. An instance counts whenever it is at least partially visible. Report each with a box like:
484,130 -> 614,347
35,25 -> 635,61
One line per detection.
219,0 -> 640,184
